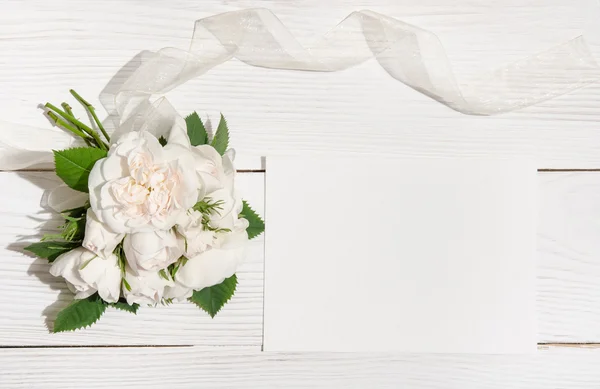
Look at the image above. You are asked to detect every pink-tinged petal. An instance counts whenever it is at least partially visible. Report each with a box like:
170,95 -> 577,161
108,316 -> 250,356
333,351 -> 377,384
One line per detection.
89,108 -> 201,234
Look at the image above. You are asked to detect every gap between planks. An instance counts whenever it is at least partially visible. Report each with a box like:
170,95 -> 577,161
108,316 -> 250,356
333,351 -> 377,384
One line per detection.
0,343 -> 599,350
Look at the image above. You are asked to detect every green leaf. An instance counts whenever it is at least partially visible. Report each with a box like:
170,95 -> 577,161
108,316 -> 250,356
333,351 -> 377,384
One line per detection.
52,295 -> 107,333
59,217 -> 86,242
53,147 -> 107,192
188,274 -> 237,318
158,135 -> 168,147
110,300 -> 139,314
61,205 -> 88,219
211,113 -> 229,155
122,277 -> 132,292
185,111 -> 208,146
24,241 -> 80,262
158,269 -> 170,281
240,200 -> 265,239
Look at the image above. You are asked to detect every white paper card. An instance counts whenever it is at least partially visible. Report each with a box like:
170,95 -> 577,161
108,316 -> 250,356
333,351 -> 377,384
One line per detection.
263,155 -> 537,353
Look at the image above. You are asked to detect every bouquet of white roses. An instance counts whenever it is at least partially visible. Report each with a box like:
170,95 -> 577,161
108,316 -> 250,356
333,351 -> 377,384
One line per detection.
25,91 -> 264,332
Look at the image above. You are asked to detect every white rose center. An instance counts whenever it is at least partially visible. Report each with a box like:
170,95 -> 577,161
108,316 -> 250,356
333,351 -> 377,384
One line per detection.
110,155 -> 182,223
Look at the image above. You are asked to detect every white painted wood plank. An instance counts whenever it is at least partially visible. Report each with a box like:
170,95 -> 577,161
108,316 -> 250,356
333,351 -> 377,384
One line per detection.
2,347 -> 600,388
0,171 -> 265,346
538,172 -> 600,342
2,171 -> 600,345
2,0 -> 600,169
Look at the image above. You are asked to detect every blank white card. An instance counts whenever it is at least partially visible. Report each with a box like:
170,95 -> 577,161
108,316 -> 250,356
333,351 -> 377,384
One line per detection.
264,155 -> 537,353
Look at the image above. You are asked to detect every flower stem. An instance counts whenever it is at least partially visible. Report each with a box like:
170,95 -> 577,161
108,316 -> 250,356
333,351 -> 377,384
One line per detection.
47,111 -> 94,147
60,102 -> 93,146
45,102 -> 108,150
69,89 -> 110,143
61,102 -> 74,117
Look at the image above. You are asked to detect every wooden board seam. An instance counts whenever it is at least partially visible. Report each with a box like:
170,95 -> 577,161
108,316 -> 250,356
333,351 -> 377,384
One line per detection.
0,343 -> 598,350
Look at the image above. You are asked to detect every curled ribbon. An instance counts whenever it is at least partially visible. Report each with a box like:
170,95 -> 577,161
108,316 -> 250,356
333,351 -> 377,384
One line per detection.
110,8 -> 600,118
2,8 -> 600,170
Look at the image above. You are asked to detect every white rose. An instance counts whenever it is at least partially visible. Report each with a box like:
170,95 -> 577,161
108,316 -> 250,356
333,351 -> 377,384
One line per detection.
88,118 -> 201,234
82,209 -> 124,258
204,188 -> 249,232
192,145 -> 235,194
50,247 -> 121,303
175,229 -> 248,291
175,210 -> 217,257
163,283 -> 193,302
123,229 -> 182,274
123,268 -> 173,306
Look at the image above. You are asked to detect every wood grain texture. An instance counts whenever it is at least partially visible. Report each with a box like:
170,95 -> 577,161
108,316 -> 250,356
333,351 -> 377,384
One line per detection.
2,0 -> 600,169
0,171 -> 599,345
2,0 -> 600,385
538,172 -> 600,342
0,171 -> 265,346
2,346 -> 600,388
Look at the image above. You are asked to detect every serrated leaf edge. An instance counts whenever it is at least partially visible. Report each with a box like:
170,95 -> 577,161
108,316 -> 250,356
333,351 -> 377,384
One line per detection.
52,147 -> 107,192
211,113 -> 229,155
52,298 -> 107,333
185,111 -> 208,146
240,200 -> 265,240
110,302 -> 139,315
188,275 -> 238,318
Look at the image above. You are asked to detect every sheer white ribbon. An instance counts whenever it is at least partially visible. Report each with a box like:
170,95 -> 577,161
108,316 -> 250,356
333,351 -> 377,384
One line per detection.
2,8 -> 600,170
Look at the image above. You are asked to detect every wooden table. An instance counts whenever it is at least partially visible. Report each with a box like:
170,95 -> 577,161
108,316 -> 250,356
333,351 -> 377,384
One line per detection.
2,0 -> 600,387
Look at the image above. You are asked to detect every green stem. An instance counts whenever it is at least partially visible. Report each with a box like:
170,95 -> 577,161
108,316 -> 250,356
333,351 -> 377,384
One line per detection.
60,103 -> 92,147
69,89 -> 110,142
47,111 -> 93,147
45,103 -> 108,150
61,102 -> 74,117
59,103 -> 94,146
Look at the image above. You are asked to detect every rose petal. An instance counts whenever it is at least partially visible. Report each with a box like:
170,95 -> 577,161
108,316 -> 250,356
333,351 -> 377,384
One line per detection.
78,254 -> 121,303
176,229 -> 248,290
166,116 -> 191,149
